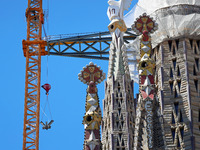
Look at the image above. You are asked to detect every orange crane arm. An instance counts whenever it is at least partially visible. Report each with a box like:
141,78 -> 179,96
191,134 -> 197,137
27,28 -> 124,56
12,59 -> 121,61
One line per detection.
22,0 -> 47,149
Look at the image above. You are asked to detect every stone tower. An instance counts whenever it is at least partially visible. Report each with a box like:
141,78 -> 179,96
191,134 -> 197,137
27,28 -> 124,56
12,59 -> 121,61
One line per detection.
102,0 -> 136,149
151,37 -> 200,150
125,1 -> 200,149
78,62 -> 106,150
131,14 -> 165,150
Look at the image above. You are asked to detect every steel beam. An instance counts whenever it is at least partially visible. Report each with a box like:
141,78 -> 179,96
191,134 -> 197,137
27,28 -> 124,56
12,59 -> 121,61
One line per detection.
46,28 -> 136,60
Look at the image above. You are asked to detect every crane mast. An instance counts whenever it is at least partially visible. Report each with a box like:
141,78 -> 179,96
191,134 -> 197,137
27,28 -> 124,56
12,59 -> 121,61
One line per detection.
22,0 -> 47,149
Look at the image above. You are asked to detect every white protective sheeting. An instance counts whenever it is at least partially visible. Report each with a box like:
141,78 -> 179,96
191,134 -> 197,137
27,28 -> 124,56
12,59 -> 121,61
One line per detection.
125,0 -> 200,83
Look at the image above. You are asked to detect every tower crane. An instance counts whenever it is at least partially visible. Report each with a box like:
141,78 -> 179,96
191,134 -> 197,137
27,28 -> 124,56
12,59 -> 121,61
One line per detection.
22,0 -> 46,149
22,0 -> 136,149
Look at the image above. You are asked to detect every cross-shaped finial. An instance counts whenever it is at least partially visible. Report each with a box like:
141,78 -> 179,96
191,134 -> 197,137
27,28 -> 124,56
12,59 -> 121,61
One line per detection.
132,13 -> 158,35
78,62 -> 106,85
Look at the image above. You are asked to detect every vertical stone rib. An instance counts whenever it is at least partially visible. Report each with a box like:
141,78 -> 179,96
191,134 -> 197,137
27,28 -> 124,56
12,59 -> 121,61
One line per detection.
183,40 -> 194,149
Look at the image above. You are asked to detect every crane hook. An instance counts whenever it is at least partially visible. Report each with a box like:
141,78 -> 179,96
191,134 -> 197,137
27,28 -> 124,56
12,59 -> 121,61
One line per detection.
40,120 -> 54,130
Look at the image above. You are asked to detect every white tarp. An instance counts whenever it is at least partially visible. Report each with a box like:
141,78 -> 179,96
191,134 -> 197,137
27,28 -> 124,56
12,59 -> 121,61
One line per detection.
125,0 -> 200,83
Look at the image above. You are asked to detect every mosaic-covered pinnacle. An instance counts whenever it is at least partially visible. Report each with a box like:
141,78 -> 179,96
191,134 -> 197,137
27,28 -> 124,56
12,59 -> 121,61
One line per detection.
80,62 -> 105,150
132,13 -> 164,150
78,62 -> 106,85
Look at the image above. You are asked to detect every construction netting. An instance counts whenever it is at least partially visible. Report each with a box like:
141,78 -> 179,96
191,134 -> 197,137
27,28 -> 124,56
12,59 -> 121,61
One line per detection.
125,0 -> 200,83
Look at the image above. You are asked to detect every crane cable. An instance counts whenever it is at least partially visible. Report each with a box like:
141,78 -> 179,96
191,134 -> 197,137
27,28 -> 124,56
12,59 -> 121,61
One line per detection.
41,0 -> 53,123
42,0 -> 49,40
41,56 -> 53,122
41,91 -> 53,121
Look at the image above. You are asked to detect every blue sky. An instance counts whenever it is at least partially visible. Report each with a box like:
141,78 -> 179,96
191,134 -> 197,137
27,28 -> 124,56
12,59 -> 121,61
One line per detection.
0,0 -> 138,149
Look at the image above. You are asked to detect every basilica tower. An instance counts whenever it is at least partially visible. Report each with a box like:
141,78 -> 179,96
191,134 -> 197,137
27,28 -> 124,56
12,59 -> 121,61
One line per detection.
101,0 -> 136,149
125,0 -> 200,149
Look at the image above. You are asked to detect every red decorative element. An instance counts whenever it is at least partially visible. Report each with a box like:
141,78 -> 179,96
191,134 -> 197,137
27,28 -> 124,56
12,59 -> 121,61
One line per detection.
141,89 -> 155,100
93,129 -> 100,138
94,146 -> 100,150
86,146 -> 90,150
85,130 -> 91,139
85,129 -> 100,140
148,75 -> 154,84
142,30 -> 149,41
134,14 -> 156,34
141,75 -> 155,85
149,90 -> 155,100
41,83 -> 51,95
89,81 -> 96,93
84,130 -> 100,150
81,65 -> 102,84
135,18 -> 144,32
141,90 -> 148,100
140,75 -> 147,84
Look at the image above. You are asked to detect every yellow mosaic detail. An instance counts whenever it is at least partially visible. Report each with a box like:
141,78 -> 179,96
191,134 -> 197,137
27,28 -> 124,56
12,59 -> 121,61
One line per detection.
94,72 -> 101,78
136,22 -> 142,29
83,72 -> 90,78
83,112 -> 102,130
86,94 -> 98,100
147,22 -> 153,28
141,49 -> 151,58
108,19 -> 127,33
141,17 -> 148,23
140,41 -> 152,58
138,59 -> 155,75
141,41 -> 151,48
89,66 -> 95,73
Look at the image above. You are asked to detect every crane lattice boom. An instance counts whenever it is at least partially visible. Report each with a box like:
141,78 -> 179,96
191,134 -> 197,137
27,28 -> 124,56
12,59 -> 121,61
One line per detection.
22,0 -> 47,149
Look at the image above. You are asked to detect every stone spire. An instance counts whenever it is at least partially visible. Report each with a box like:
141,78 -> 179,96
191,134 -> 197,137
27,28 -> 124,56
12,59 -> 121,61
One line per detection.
102,0 -> 136,149
132,13 -> 165,149
78,62 -> 106,150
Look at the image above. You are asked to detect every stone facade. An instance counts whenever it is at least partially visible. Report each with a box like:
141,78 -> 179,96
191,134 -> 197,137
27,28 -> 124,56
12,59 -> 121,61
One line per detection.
102,72 -> 135,150
151,38 -> 200,149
